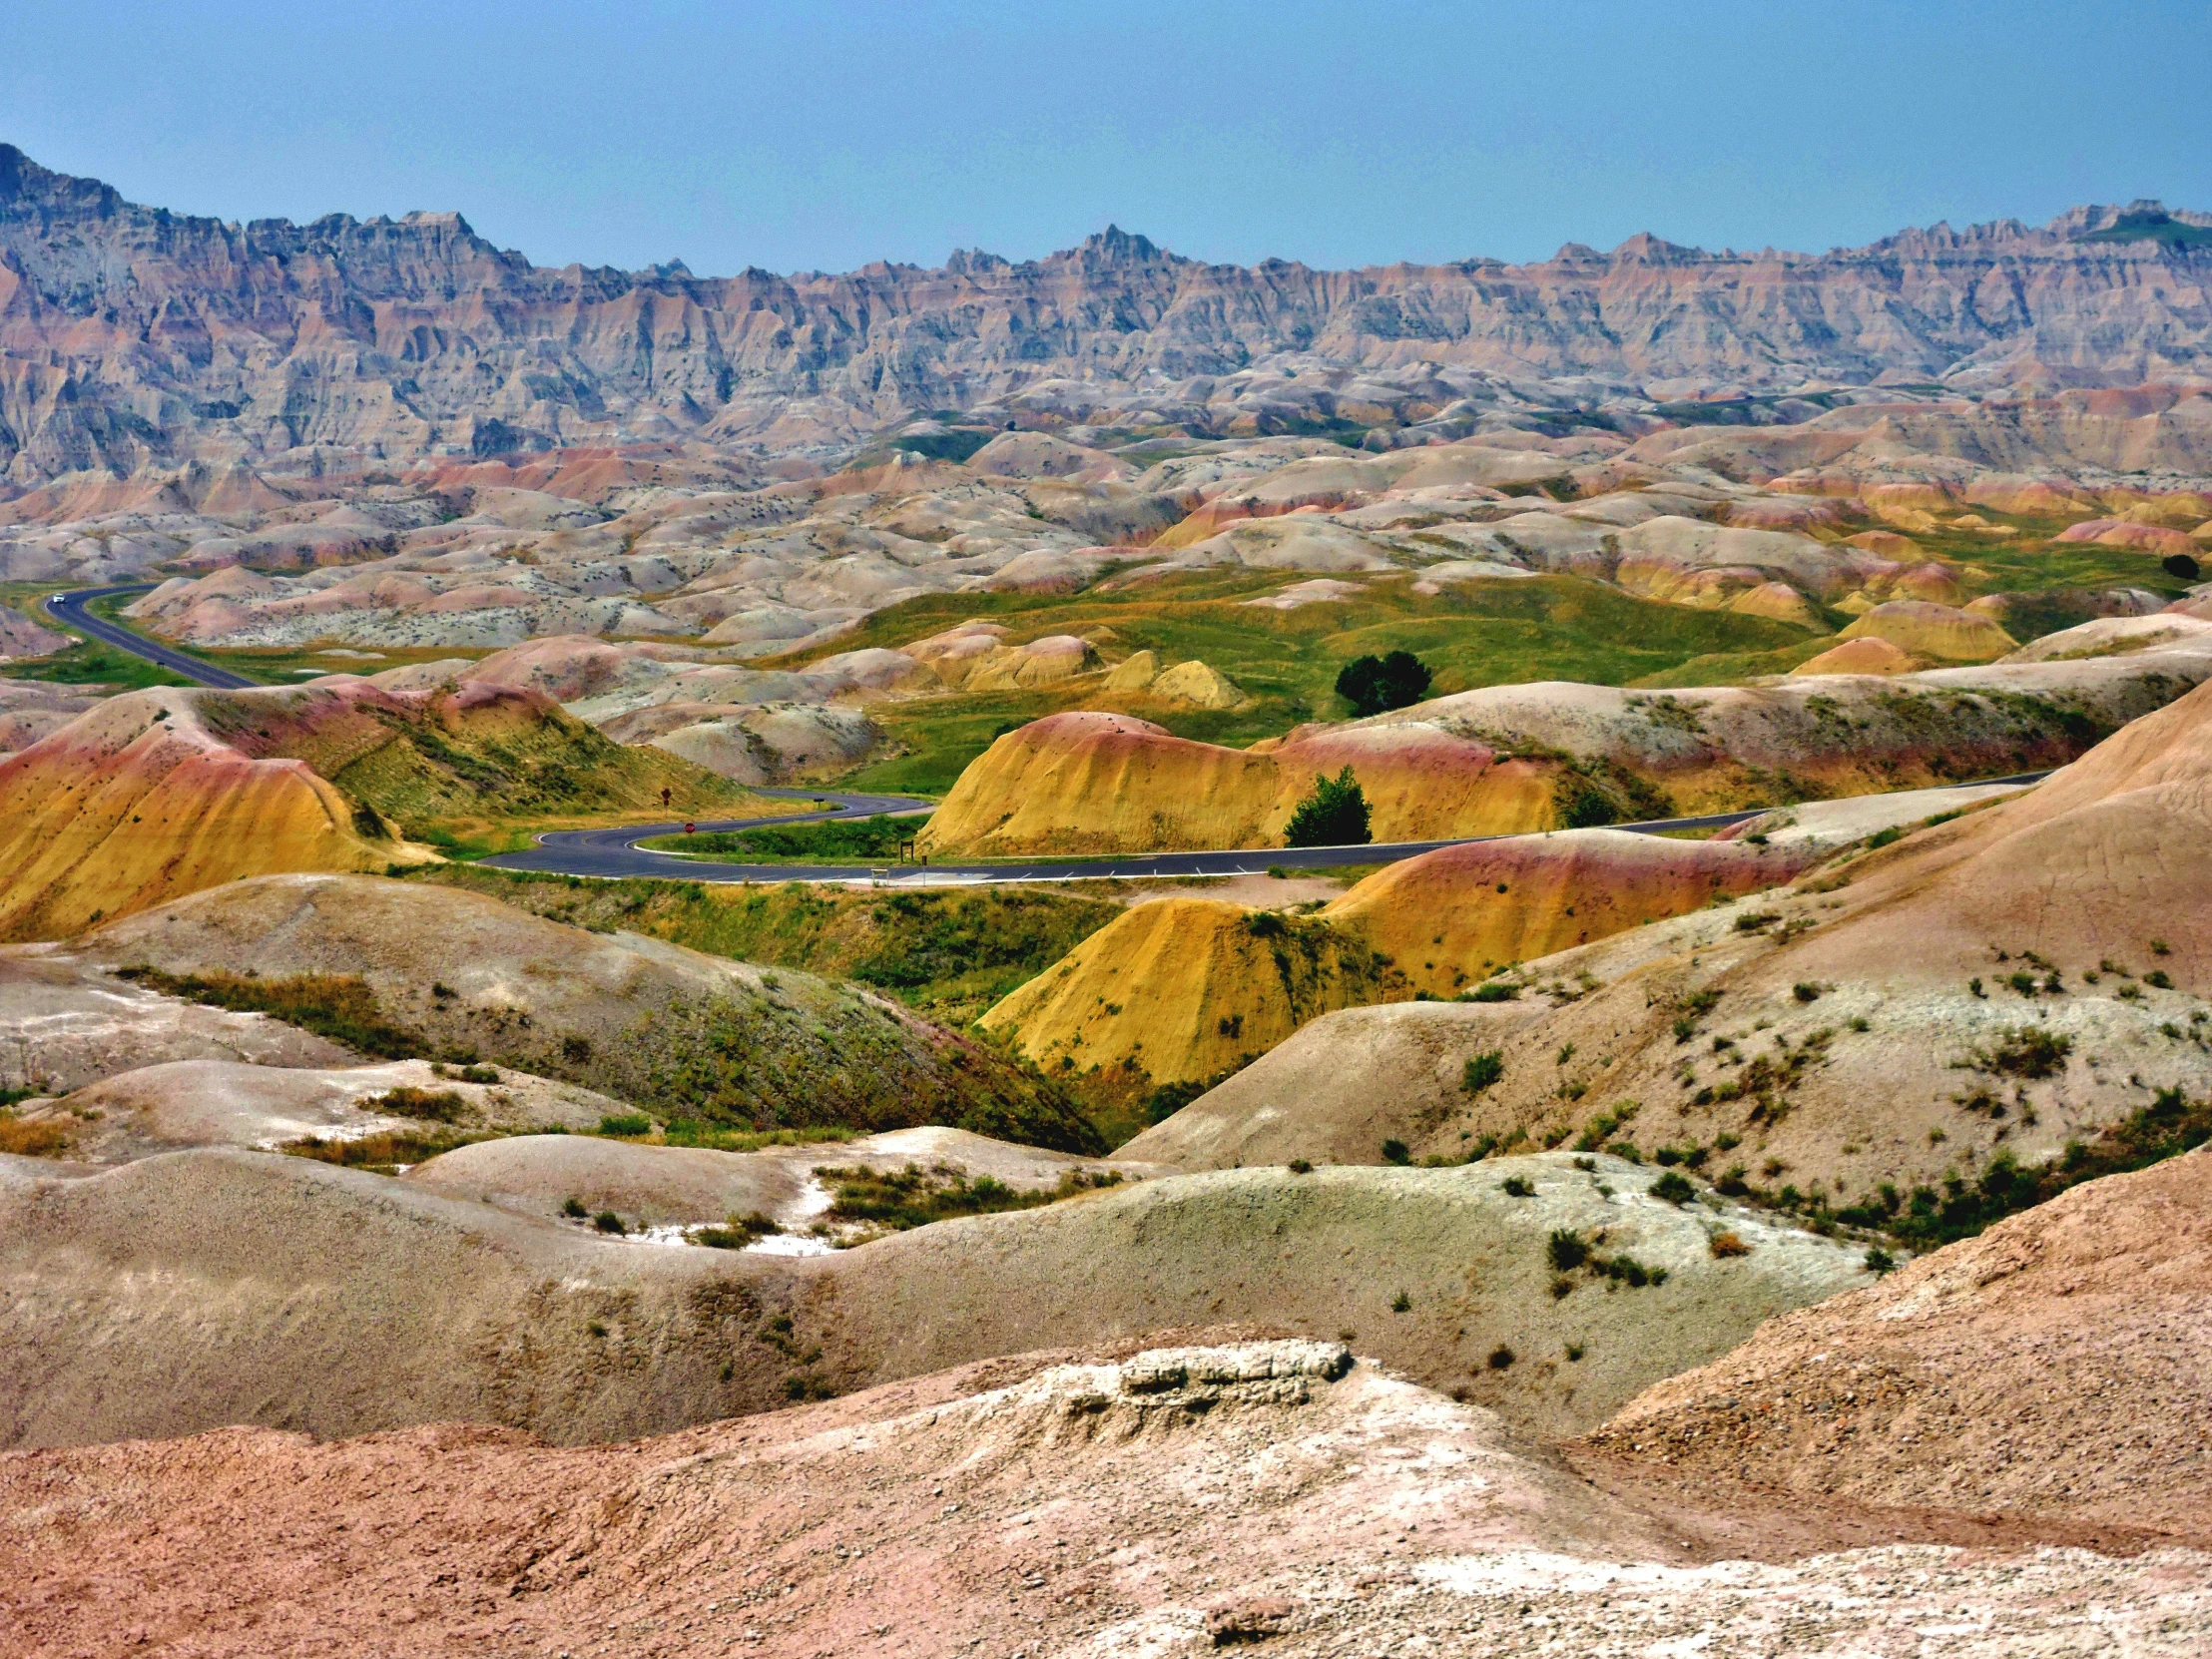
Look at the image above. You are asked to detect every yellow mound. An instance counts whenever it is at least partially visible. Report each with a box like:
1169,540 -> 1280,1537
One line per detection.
1150,659 -> 1246,709
1101,649 -> 1159,692
1838,601 -> 2016,663
1788,636 -> 1921,677
919,713 -> 1555,855
0,692 -> 412,941
1727,582 -> 1823,626
1320,830 -> 1816,997
977,896 -> 1402,1086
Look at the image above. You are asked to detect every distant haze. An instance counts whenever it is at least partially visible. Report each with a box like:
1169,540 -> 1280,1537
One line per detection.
5,0 -> 2208,276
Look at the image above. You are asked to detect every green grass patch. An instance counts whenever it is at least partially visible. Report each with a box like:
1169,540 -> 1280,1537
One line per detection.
642,814 -> 924,864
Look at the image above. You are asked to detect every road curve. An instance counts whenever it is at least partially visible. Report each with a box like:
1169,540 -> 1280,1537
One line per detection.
42,585 -> 260,690
483,775 -> 2050,888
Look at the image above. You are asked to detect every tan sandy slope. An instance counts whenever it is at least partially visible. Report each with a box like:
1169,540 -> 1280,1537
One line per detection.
3,1334 -> 2205,1659
0,1145 -> 1866,1450
68,872 -> 1095,1149
1589,1146 -> 2212,1538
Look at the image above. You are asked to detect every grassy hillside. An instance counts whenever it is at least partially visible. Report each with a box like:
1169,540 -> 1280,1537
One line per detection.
194,683 -> 766,833
766,571 -> 1821,794
413,864 -> 1125,1031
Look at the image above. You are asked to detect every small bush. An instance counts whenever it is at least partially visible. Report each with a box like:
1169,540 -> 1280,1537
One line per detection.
693,1212 -> 782,1249
561,1034 -> 594,1064
594,1211 -> 628,1235
1563,1343 -> 1584,1362
1546,1229 -> 1588,1272
1465,981 -> 1518,1003
1390,1290 -> 1411,1313
2150,937 -> 2172,956
1733,911 -> 1780,932
562,1196 -> 588,1218
1287,1157 -> 1313,1175
1486,1345 -> 1515,1371
2145,969 -> 2174,990
1335,651 -> 1432,718
1864,1247 -> 1897,1275
1975,1026 -> 2073,1079
598,1113 -> 654,1136
1708,1231 -> 1750,1258
1500,1175 -> 1534,1197
1381,1138 -> 1410,1165
1792,981 -> 1825,1003
1462,1051 -> 1505,1094
1283,767 -> 1373,847
1650,1171 -> 1697,1206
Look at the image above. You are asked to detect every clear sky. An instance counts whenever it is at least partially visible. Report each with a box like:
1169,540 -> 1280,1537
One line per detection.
7,0 -> 2207,277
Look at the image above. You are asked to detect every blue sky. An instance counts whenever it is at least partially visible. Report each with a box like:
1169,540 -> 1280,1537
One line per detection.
7,1 -> 2207,276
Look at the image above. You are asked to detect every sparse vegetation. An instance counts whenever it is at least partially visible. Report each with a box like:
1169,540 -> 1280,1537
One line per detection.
1708,1231 -> 1750,1258
1381,1138 -> 1411,1165
1845,1086 -> 2212,1250
690,1212 -> 783,1249
0,1112 -> 71,1157
359,1087 -> 466,1123
1967,1026 -> 2074,1079
818,1162 -> 1122,1236
1500,1175 -> 1534,1197
116,966 -> 426,1060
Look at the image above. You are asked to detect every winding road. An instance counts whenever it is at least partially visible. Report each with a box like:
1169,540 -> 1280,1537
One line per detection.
478,784 -> 2045,887
41,584 -> 259,689
45,582 -> 2047,888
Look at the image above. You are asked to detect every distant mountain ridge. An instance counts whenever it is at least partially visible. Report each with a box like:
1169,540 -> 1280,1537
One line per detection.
1,143 -> 2209,487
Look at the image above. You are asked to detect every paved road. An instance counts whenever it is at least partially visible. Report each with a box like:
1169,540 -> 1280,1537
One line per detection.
49,590 -> 2047,890
482,776 -> 2048,888
42,584 -> 260,689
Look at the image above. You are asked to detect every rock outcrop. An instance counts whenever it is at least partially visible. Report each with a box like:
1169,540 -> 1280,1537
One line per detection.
5,143 -> 2212,485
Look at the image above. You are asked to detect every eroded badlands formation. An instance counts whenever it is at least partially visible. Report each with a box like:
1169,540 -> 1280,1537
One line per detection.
5,153 -> 2212,1655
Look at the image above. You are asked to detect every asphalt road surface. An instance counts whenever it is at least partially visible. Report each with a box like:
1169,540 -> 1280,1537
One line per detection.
482,775 -> 2049,887
43,585 -> 260,690
46,596 -> 2048,889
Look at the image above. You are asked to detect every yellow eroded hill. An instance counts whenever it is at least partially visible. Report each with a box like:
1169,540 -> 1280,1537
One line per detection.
919,712 -> 1555,855
977,896 -> 1404,1087
1321,830 -> 1820,996
0,691 -> 410,941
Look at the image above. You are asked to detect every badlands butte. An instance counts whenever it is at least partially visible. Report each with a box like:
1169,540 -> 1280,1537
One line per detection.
1,152 -> 2212,1655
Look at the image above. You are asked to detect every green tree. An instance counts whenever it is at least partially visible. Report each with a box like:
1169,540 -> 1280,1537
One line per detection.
1284,767 -> 1372,846
1335,651 -> 1433,717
